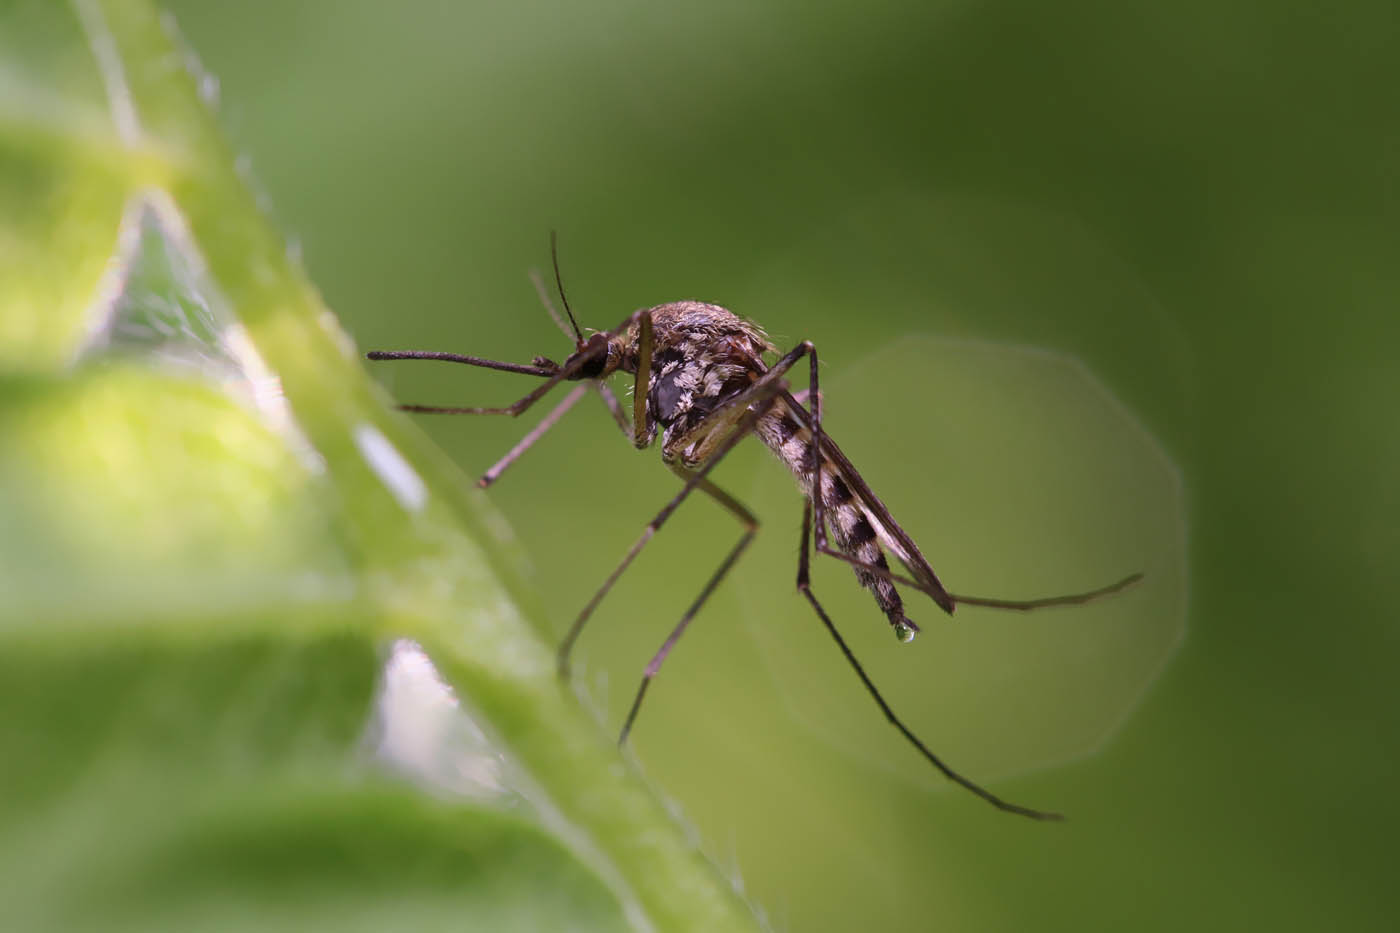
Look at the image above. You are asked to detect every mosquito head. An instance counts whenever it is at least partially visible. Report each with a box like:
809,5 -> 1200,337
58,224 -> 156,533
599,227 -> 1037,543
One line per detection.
563,331 -> 616,380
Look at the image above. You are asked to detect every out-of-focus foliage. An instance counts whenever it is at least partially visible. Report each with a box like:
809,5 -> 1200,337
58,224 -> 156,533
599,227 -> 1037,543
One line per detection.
0,2 -> 762,930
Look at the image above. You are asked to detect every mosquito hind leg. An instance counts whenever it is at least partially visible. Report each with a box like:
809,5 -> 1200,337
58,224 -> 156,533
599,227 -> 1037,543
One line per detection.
793,498 -> 1062,821
787,358 -> 1142,614
810,534 -> 1144,611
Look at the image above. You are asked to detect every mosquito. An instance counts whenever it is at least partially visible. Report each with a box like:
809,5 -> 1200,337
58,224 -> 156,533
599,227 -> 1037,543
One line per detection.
367,236 -> 1142,821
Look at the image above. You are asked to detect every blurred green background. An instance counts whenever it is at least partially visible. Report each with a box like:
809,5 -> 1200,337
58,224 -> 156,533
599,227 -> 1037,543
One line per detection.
11,0 -> 1399,929
164,0 -> 1397,929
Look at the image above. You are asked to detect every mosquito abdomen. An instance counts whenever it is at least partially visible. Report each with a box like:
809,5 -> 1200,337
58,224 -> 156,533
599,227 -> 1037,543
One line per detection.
756,400 -> 917,641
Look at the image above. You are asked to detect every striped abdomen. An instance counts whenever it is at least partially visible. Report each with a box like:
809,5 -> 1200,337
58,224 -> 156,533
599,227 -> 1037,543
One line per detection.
754,398 -> 916,638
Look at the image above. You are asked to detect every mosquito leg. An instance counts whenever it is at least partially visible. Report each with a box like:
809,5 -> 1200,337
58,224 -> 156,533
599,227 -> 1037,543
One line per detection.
562,346 -> 814,676
369,305 -> 650,420
478,383 -> 591,489
370,303 -> 641,487
557,398 -> 777,679
807,344 -> 829,552
794,355 -> 924,639
594,382 -> 632,437
801,349 -> 897,601
811,538 -> 1144,610
778,388 -> 955,614
794,499 -> 1062,821
617,466 -> 758,745
949,574 -> 1145,609
369,348 -> 583,417
591,345 -> 820,703
562,339 -> 812,678
474,380 -> 633,489
781,388 -> 1135,613
629,311 -> 654,448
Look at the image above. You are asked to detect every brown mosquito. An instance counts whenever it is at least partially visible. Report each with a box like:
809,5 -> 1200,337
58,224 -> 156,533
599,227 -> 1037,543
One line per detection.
367,236 -> 1142,821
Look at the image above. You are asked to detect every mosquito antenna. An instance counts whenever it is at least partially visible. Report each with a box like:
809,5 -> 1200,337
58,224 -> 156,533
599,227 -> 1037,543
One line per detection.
530,268 -> 577,343
550,230 -> 585,347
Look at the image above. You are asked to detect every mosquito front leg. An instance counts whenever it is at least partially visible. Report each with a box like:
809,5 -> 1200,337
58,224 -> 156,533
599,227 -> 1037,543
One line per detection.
476,342 -> 638,489
477,379 -> 638,489
471,305 -> 641,484
617,463 -> 759,746
477,383 -> 591,489
371,308 -> 650,487
794,499 -> 1062,820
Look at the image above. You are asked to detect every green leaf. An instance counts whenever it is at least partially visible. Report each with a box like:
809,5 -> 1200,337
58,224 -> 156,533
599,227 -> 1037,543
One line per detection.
0,1 -> 758,929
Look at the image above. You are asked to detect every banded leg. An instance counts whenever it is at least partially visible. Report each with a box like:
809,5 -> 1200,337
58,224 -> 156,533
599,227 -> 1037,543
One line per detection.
794,498 -> 1061,821
618,465 -> 758,745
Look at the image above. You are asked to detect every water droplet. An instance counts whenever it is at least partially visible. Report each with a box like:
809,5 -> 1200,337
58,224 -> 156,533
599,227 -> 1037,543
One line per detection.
894,620 -> 917,644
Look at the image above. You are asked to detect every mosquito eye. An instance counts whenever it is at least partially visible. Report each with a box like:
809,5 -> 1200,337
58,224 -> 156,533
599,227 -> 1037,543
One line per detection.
577,354 -> 607,378
566,344 -> 608,379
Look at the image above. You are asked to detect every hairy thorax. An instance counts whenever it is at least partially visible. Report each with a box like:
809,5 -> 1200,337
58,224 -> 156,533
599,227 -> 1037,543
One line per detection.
621,301 -> 775,465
